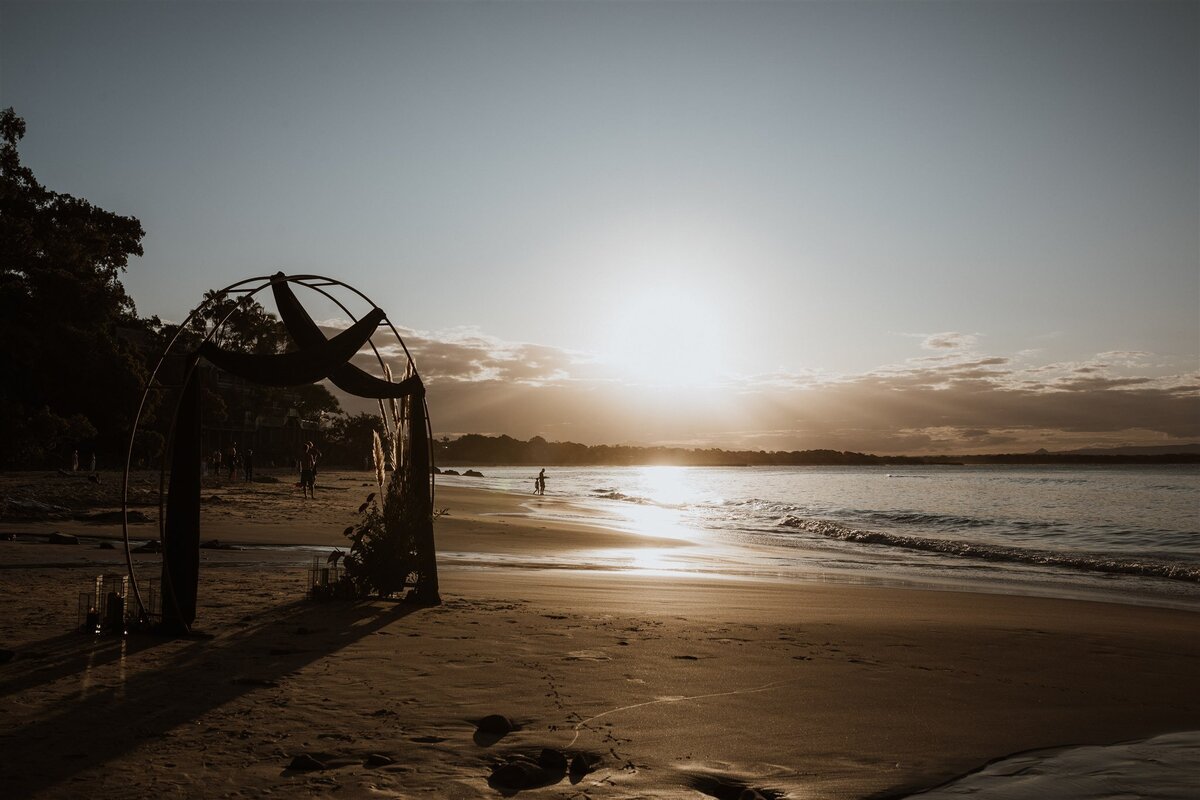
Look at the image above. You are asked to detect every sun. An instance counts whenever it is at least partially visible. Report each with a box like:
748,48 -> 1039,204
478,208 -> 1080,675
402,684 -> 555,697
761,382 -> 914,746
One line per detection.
604,287 -> 729,387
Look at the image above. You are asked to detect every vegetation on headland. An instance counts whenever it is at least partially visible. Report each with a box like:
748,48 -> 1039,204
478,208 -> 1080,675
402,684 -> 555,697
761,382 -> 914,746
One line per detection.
432,433 -> 1200,467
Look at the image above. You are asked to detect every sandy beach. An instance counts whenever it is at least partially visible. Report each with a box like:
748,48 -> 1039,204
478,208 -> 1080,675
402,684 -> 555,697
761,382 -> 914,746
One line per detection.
1,469 -> 1198,799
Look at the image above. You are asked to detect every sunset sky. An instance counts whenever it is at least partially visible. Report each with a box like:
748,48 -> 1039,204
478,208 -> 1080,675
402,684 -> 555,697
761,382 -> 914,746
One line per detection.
2,0 -> 1196,453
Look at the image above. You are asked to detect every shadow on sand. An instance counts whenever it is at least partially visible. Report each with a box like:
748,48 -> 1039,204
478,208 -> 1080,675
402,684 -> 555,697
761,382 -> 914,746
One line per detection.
0,598 -> 426,796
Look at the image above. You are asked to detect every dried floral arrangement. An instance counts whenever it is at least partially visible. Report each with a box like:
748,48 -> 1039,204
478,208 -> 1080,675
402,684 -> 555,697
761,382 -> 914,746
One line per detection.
316,364 -> 441,602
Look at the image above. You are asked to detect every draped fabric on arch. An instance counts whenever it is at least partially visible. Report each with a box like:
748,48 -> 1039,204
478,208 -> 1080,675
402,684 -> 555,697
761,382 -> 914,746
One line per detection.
270,275 -> 424,399
196,307 -> 387,388
162,355 -> 201,629
160,284 -> 431,633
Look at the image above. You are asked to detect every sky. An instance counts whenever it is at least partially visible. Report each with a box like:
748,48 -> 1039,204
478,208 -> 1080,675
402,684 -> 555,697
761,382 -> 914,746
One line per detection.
2,0 -> 1197,454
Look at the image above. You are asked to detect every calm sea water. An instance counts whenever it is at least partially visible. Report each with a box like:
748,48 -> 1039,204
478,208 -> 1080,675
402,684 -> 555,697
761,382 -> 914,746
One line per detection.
437,464 -> 1200,607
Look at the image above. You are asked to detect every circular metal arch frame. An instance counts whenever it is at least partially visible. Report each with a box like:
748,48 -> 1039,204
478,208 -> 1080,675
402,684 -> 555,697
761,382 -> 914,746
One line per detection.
120,273 -> 436,625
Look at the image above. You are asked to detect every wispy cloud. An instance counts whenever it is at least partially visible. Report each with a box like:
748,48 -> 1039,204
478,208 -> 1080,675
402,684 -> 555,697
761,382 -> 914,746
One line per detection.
920,331 -> 978,351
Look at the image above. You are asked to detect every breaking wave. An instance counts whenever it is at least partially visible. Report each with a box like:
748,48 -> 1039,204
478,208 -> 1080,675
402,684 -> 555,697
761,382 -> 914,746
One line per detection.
776,515 -> 1200,583
590,489 -> 655,505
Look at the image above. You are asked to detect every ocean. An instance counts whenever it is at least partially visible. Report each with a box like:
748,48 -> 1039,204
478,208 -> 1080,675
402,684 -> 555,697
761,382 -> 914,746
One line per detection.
436,464 -> 1200,608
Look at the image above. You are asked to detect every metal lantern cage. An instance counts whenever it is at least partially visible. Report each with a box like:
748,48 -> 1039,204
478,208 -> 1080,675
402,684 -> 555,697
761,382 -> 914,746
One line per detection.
119,273 -> 436,628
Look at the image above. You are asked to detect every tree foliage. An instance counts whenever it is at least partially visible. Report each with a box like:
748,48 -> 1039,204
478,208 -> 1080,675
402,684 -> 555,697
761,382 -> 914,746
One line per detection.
190,290 -> 289,355
0,108 -> 148,467
321,412 -> 386,465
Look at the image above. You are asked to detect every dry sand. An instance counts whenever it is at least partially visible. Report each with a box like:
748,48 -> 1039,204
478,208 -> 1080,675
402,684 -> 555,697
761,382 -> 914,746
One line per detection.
1,470 -> 1198,798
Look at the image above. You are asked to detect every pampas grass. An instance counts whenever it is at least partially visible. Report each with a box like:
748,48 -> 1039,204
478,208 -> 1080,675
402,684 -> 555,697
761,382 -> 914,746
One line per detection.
372,429 -> 386,501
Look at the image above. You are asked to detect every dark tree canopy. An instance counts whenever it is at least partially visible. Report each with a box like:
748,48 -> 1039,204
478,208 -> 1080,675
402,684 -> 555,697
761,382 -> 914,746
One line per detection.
322,412 -> 387,465
0,108 -> 148,467
191,290 -> 289,355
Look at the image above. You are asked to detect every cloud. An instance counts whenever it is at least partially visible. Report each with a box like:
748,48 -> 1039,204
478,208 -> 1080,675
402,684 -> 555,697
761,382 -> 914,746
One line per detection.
314,320 -> 1199,454
920,331 -> 978,351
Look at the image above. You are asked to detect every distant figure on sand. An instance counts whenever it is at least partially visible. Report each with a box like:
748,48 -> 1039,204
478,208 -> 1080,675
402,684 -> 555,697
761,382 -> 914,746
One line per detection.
299,441 -> 321,499
88,452 -> 96,473
227,443 -> 239,481
535,468 -> 546,495
243,448 -> 254,483
71,450 -> 79,472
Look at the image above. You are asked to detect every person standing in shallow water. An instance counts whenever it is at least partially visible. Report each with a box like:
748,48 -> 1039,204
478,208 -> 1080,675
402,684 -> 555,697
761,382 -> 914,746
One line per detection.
536,468 -> 546,495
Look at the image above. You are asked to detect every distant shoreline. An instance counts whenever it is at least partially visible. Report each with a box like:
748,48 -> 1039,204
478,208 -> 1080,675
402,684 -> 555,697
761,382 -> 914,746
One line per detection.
431,433 -> 1200,469
435,453 -> 1200,469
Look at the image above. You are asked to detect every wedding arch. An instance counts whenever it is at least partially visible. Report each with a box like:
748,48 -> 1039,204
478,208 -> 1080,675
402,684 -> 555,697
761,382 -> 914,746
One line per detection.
120,273 -> 438,634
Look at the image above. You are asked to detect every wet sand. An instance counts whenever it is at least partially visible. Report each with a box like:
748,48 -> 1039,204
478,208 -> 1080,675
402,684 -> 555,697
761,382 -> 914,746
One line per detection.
1,470 -> 1198,798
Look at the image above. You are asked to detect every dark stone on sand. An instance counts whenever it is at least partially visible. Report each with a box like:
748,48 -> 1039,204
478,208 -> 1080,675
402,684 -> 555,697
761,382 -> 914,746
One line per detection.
97,541 -> 116,549
47,532 -> 78,545
441,469 -> 460,476
288,753 -> 327,772
570,753 -> 601,777
254,475 -> 281,483
133,540 -> 162,553
476,714 -> 516,735
537,748 -> 568,772
686,775 -> 781,800
489,756 -> 551,790
463,469 -> 484,478
364,753 -> 395,767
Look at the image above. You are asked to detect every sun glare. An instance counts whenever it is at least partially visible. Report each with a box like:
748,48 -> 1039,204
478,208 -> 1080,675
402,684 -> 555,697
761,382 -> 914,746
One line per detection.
605,288 -> 728,387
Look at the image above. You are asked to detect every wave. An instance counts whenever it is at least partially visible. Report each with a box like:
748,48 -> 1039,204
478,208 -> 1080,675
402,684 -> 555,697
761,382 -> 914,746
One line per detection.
589,489 -> 685,510
715,500 -> 1034,533
861,510 -> 999,529
776,515 -> 1200,583
590,489 -> 653,505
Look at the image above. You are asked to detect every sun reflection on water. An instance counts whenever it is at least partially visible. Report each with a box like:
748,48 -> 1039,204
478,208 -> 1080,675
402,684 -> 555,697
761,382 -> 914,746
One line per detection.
635,465 -> 720,507
603,466 -> 718,542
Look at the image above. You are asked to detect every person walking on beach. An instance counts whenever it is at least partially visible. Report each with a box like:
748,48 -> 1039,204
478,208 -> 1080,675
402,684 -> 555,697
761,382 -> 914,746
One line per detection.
243,448 -> 254,483
536,468 -> 546,496
71,450 -> 79,472
299,441 -> 320,499
227,443 -> 239,481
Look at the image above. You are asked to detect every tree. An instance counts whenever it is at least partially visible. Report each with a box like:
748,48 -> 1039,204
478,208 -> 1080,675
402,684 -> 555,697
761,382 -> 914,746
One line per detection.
322,412 -> 385,466
0,108 -> 147,467
190,290 -> 288,354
